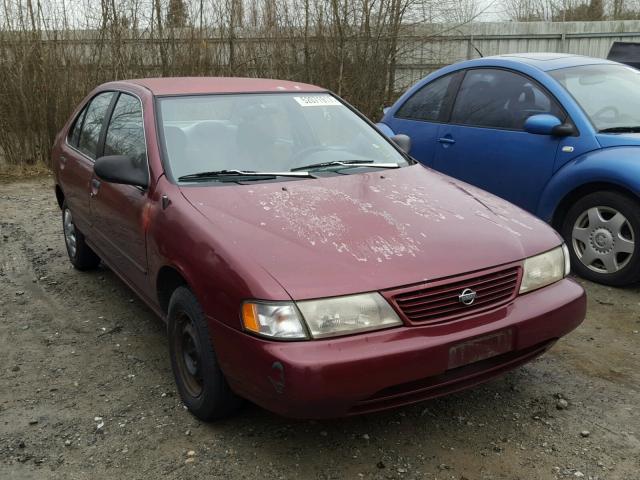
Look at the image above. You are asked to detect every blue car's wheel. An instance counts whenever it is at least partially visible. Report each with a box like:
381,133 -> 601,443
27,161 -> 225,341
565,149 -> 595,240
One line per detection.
562,191 -> 640,286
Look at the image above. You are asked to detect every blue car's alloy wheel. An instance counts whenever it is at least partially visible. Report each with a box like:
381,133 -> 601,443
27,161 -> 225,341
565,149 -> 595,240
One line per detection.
562,191 -> 640,286
572,206 -> 634,274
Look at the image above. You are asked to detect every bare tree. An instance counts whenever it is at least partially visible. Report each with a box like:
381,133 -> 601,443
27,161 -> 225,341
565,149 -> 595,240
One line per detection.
0,0 -> 490,168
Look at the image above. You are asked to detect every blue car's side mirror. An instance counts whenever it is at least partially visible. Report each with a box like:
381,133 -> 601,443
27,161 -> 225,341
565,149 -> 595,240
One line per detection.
524,114 -> 575,137
391,134 -> 412,154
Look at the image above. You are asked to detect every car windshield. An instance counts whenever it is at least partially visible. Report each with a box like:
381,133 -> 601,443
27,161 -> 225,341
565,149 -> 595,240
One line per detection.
157,93 -> 408,181
550,64 -> 640,132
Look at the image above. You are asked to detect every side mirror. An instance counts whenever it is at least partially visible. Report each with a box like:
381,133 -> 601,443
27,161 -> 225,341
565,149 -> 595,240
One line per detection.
94,155 -> 148,188
391,134 -> 411,154
524,114 -> 575,137
550,123 -> 577,136
382,106 -> 391,115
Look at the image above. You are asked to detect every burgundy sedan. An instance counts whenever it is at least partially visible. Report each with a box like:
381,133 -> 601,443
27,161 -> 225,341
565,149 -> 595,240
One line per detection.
52,77 -> 586,420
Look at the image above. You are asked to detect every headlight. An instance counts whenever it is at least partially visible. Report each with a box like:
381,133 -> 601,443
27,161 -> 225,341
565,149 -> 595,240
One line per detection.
241,302 -> 308,339
519,245 -> 568,294
296,292 -> 402,339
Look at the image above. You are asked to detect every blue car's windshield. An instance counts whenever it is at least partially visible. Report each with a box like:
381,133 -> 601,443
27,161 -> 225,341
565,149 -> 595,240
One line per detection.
157,93 -> 408,181
550,64 -> 640,132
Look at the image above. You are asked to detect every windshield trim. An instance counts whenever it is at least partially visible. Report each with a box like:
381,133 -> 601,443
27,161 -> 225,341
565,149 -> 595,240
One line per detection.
154,91 -> 412,185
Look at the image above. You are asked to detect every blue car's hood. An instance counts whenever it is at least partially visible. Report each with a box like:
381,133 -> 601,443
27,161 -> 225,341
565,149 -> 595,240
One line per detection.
597,133 -> 640,148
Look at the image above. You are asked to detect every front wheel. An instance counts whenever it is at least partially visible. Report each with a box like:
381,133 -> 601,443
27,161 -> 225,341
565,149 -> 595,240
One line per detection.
561,191 -> 640,286
168,287 -> 242,421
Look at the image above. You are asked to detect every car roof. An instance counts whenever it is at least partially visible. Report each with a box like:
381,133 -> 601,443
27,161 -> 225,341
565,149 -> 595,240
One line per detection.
479,52 -> 617,71
115,77 -> 326,96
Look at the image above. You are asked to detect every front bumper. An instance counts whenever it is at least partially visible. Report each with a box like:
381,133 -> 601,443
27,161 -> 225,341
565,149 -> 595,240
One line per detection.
209,278 -> 586,419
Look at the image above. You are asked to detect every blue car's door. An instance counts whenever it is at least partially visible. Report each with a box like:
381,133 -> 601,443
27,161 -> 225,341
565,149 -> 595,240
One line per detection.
433,68 -> 566,213
385,72 -> 463,167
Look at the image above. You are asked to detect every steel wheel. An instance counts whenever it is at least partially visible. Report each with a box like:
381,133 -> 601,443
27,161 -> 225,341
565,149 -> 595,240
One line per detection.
571,205 -> 635,274
63,208 -> 77,258
174,312 -> 204,398
60,201 -> 100,270
167,287 -> 241,420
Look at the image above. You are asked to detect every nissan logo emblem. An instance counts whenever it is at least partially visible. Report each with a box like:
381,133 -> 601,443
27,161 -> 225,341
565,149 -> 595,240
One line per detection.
458,288 -> 477,306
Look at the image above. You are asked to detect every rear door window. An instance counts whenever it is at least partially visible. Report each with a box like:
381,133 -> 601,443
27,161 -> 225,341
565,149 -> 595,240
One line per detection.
68,108 -> 87,147
451,69 -> 565,130
395,73 -> 459,122
77,92 -> 114,159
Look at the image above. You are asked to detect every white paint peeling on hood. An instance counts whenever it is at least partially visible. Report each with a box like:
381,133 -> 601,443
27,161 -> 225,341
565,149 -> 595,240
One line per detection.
258,186 -> 421,263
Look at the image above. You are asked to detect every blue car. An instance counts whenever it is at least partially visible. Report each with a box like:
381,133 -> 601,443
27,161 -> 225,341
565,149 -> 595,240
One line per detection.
379,53 -> 640,286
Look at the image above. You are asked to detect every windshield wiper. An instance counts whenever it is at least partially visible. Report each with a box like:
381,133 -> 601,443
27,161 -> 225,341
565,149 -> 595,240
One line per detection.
599,126 -> 640,133
178,169 -> 313,181
290,160 -> 400,172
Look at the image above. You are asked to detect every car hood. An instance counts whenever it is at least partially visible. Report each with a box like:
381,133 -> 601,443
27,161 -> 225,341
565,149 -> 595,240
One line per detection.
180,165 -> 561,300
596,133 -> 640,148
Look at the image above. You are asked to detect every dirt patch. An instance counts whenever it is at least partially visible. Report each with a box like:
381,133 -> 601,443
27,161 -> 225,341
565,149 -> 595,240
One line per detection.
1,177 -> 639,480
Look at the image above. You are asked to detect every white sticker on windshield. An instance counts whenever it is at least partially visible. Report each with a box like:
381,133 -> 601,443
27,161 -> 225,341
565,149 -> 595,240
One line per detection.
294,95 -> 342,107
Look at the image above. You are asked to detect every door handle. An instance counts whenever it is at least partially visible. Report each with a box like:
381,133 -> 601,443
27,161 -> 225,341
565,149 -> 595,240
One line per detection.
437,137 -> 456,145
90,178 -> 101,197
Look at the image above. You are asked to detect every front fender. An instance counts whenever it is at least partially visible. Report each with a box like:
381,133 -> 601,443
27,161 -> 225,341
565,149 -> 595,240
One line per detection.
537,146 -> 640,222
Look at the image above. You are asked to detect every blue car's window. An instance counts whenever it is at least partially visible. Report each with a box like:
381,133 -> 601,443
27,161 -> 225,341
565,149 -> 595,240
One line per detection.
77,92 -> 115,159
451,69 -> 564,130
550,64 -> 640,132
158,93 -> 409,181
395,73 -> 457,122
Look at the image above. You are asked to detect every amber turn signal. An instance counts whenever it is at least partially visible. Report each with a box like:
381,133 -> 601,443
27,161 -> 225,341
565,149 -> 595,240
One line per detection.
242,303 -> 260,333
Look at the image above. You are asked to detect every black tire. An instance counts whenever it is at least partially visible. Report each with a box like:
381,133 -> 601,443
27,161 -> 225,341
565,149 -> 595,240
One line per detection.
61,201 -> 100,270
561,191 -> 640,286
168,287 -> 241,421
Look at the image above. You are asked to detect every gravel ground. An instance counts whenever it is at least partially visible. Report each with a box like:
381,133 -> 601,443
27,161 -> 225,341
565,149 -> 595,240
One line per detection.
1,176 -> 639,480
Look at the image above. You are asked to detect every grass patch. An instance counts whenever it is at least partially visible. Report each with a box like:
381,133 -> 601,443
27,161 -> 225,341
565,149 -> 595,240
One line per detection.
0,162 -> 52,183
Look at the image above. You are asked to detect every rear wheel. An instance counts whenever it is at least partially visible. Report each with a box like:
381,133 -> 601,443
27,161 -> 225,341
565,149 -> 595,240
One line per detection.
62,201 -> 100,270
561,191 -> 640,286
168,287 -> 241,421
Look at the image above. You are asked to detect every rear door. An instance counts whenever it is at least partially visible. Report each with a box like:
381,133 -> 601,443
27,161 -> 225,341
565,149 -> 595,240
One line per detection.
89,92 -> 150,293
433,68 -> 566,213
58,92 -> 115,233
385,72 -> 462,167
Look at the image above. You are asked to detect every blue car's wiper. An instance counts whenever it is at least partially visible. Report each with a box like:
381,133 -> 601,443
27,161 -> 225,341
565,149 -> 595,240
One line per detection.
290,160 -> 399,172
178,169 -> 313,181
599,126 -> 640,133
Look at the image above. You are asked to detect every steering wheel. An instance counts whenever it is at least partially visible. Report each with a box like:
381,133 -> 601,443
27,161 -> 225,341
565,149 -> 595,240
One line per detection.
592,106 -> 620,123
